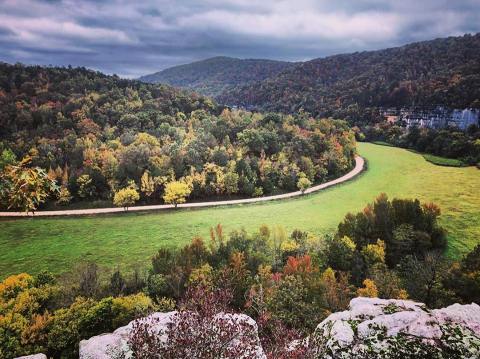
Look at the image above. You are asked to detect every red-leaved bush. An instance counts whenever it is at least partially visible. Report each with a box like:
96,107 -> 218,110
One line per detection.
128,285 -> 261,358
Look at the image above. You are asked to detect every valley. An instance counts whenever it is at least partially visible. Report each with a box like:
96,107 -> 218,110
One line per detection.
1,15 -> 480,356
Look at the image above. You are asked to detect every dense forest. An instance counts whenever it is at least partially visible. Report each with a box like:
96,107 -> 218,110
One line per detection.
218,34 -> 480,118
0,63 -> 355,210
139,57 -> 294,98
143,34 -> 480,121
2,194 -> 479,358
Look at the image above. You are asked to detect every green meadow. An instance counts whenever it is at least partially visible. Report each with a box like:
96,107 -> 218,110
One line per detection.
1,142 -> 479,278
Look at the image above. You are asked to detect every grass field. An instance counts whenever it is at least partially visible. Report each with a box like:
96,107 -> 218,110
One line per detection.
1,143 -> 479,279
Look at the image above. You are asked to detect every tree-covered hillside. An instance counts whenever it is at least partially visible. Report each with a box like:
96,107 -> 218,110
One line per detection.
0,63 -> 355,210
211,34 -> 480,120
139,56 -> 295,97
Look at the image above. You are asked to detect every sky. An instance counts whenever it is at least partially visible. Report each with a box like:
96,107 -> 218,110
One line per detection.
1,0 -> 480,78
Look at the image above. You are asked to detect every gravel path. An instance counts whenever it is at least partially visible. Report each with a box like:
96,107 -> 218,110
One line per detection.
0,156 -> 364,217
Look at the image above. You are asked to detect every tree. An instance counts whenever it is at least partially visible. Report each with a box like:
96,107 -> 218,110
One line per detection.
445,244 -> 480,303
78,262 -> 100,298
297,176 -> 312,193
321,267 -> 353,312
398,253 -> 452,307
163,181 -> 191,207
76,174 -> 96,199
57,186 -> 72,206
361,240 -> 386,269
0,157 -> 58,213
224,170 -> 239,196
113,187 -> 139,210
370,264 -> 408,299
325,236 -> 356,272
140,171 -> 155,197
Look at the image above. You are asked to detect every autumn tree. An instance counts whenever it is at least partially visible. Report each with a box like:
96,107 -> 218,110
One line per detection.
321,267 -> 353,312
224,170 -> 239,196
297,176 -> 312,193
113,187 -> 140,210
163,181 -> 192,207
140,171 -> 155,197
0,157 -> 58,213
76,174 -> 96,199
57,186 -> 73,206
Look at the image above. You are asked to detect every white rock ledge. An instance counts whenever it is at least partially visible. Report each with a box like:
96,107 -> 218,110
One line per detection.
78,298 -> 480,359
310,297 -> 480,358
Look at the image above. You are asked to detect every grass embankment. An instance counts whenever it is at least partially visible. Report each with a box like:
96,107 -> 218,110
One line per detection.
422,153 -> 466,167
371,140 -> 395,147
1,143 -> 479,278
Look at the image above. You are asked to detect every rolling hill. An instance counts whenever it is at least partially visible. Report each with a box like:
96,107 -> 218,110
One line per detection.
218,34 -> 480,118
138,56 -> 295,97
140,34 -> 480,120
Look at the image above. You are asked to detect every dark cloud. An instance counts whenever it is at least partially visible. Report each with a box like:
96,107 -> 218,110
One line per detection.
0,0 -> 479,78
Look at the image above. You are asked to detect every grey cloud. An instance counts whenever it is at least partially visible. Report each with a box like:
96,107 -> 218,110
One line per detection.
0,0 -> 479,78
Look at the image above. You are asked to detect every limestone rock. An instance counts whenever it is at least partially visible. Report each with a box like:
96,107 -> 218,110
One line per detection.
308,297 -> 480,358
14,355 -> 47,359
80,311 -> 266,359
80,311 -> 175,359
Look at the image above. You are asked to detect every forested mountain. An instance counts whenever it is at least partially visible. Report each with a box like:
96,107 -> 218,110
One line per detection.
218,34 -> 480,118
147,34 -> 480,122
0,63 -> 355,210
139,56 -> 294,97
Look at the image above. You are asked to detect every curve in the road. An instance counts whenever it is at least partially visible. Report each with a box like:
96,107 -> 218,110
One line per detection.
0,156 -> 364,217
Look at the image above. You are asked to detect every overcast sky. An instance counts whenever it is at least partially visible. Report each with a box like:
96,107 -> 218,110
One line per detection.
1,0 -> 479,78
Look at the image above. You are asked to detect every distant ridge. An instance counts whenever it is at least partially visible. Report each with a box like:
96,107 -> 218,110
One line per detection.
138,56 -> 294,97
218,34 -> 480,117
141,34 -> 480,119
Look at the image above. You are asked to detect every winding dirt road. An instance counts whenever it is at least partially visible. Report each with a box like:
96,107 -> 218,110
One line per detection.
0,156 -> 364,217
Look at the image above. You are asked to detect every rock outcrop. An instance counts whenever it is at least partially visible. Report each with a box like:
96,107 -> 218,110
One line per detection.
79,298 -> 480,358
307,297 -> 480,358
79,311 -> 266,359
14,355 -> 47,359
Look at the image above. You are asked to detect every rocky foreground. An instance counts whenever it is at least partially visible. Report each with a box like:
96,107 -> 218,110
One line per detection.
305,297 -> 480,358
19,297 -> 480,358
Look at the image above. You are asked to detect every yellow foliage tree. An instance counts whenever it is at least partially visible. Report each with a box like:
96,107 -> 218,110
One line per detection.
361,239 -> 386,267
113,187 -> 140,210
297,176 -> 312,193
163,181 -> 192,207
140,171 -> 155,197
0,157 -> 59,213
321,267 -> 353,312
